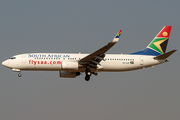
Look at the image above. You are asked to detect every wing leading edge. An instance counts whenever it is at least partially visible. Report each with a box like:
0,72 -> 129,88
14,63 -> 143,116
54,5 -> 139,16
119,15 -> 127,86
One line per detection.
79,30 -> 122,68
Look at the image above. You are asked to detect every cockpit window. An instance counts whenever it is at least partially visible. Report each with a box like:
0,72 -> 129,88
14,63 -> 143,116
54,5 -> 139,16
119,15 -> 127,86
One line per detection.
9,57 -> 16,60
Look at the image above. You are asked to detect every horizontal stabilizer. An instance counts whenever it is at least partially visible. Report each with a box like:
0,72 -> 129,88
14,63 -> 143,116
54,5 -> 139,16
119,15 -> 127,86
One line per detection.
154,49 -> 177,60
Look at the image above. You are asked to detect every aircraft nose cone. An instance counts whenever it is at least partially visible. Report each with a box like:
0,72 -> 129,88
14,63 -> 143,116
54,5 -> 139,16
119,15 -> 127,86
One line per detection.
2,61 -> 6,66
2,60 -> 9,67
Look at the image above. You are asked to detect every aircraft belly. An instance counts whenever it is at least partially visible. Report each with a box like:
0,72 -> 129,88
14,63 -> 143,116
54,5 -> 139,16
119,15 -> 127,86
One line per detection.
27,64 -> 61,70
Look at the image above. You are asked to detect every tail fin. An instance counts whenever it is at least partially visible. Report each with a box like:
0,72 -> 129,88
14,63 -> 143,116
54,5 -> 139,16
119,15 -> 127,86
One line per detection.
131,26 -> 172,56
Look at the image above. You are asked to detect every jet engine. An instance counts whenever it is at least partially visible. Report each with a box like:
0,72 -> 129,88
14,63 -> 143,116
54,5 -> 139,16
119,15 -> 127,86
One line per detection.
60,71 -> 81,78
61,62 -> 79,70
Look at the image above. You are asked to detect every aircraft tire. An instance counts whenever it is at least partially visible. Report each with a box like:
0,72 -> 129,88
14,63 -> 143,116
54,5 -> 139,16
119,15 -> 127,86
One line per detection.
18,73 -> 22,77
85,75 -> 90,81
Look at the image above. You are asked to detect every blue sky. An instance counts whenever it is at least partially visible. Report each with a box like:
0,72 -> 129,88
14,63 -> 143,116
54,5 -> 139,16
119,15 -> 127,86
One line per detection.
0,0 -> 180,120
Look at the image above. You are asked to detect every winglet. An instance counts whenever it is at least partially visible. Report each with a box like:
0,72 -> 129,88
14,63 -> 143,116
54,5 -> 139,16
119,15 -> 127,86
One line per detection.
115,30 -> 122,38
112,30 -> 122,43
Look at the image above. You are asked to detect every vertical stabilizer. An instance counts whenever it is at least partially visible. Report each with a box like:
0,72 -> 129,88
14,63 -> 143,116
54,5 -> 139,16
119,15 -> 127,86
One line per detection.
131,26 -> 172,56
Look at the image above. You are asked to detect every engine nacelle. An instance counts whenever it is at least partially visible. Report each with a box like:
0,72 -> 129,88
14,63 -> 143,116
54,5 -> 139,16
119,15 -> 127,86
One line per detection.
61,62 -> 78,70
60,71 -> 80,78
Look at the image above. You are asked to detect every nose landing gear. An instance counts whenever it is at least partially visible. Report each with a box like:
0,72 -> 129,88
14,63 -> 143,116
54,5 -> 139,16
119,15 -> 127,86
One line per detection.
18,72 -> 22,77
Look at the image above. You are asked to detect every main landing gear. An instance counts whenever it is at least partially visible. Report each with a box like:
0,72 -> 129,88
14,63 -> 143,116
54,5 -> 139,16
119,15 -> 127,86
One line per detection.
85,68 -> 91,81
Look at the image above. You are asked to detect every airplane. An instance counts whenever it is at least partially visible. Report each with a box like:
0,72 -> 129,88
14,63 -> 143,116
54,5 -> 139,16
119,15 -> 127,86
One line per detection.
2,26 -> 177,81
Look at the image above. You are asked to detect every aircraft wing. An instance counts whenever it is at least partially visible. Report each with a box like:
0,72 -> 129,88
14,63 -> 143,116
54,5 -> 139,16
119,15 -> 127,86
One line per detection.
79,30 -> 122,68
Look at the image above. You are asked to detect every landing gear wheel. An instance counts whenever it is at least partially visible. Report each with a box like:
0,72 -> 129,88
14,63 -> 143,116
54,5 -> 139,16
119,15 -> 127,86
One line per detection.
18,73 -> 22,77
85,75 -> 90,81
85,68 -> 91,81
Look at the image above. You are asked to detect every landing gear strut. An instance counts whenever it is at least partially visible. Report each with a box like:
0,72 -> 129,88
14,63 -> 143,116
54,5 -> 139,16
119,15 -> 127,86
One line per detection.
18,72 -> 22,77
85,68 -> 91,81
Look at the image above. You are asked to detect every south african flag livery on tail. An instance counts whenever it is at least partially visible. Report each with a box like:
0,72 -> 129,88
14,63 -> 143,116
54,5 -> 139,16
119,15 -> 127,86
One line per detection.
131,26 -> 172,56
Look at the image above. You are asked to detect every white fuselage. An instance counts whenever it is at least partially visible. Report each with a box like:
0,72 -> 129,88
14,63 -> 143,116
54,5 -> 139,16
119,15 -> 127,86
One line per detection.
2,26 -> 174,80
2,53 -> 166,72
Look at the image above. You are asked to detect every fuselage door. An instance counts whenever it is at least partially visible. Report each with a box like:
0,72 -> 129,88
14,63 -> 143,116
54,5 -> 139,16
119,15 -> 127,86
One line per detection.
21,55 -> 26,63
140,56 -> 144,65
